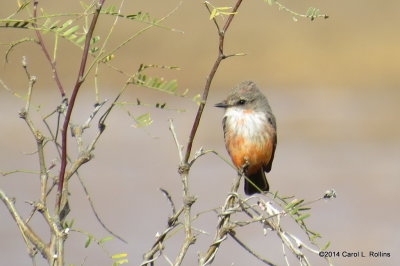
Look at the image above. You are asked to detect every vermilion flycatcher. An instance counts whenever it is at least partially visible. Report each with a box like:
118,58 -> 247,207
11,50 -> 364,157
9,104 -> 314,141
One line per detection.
215,81 -> 277,195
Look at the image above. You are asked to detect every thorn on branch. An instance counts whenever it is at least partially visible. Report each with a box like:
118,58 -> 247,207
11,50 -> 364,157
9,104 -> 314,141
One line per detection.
35,202 -> 45,213
184,195 -> 197,207
35,131 -> 44,144
19,109 -> 27,119
178,163 -> 189,175
98,122 -> 106,133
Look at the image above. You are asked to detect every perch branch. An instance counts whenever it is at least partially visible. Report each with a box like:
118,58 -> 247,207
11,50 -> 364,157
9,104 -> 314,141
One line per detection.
199,171 -> 242,265
175,1 -> 243,264
183,0 -> 243,164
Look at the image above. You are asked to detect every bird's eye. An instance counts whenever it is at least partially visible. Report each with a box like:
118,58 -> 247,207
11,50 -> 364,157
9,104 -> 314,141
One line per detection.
238,99 -> 246,105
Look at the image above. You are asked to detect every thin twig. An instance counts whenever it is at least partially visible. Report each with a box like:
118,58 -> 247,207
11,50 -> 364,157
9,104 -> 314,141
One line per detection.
0,189 -> 51,260
32,0 -> 65,97
75,172 -> 127,243
160,188 -> 177,215
93,0 -> 125,103
168,119 -> 183,162
82,100 -> 108,130
43,102 -> 126,244
142,207 -> 184,265
1,169 -> 39,176
229,232 -> 276,265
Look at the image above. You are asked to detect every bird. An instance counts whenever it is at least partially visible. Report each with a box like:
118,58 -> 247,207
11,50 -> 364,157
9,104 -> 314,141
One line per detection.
215,81 -> 277,195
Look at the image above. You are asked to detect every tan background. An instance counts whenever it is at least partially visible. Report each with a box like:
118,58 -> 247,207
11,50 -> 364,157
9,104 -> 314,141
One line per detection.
1,0 -> 399,265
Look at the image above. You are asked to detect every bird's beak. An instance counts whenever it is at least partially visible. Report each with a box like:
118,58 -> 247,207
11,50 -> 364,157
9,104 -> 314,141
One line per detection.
214,102 -> 229,108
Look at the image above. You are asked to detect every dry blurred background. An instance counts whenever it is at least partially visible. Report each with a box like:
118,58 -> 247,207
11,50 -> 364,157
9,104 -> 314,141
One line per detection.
1,0 -> 399,265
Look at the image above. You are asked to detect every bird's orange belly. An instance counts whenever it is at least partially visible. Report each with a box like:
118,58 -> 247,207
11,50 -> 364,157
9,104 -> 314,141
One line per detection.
226,134 -> 273,175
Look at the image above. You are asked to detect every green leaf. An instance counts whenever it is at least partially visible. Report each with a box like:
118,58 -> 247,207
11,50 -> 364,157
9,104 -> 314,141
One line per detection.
132,113 -> 153,128
284,199 -> 304,211
63,218 -> 75,228
209,6 -> 237,20
181,88 -> 189,97
305,7 -> 314,17
42,18 -> 51,28
308,229 -> 321,240
267,0 -> 276,5
192,94 -> 202,105
111,253 -> 128,259
215,7 -> 233,10
49,20 -> 60,30
126,11 -> 151,23
75,35 -> 86,45
321,241 -> 331,251
134,75 -> 179,95
209,9 -> 218,20
98,236 -> 113,244
84,236 -> 92,248
295,213 -> 311,221
297,207 -> 311,211
90,47 -> 99,53
62,25 -> 79,37
104,5 -> 117,15
80,1 -> 90,10
91,35 -> 100,44
101,54 -> 115,63
113,259 -> 128,265
55,19 -> 73,32
281,195 -> 295,200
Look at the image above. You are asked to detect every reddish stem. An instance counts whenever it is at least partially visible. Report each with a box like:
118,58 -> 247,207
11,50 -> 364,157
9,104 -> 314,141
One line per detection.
183,0 -> 243,164
56,0 -> 106,210
32,0 -> 65,97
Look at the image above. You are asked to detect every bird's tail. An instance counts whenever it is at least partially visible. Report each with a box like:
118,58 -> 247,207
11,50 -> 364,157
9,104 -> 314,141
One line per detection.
244,169 -> 269,195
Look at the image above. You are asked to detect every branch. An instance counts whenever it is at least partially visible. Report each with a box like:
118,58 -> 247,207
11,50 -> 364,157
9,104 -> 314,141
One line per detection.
183,0 -> 243,164
0,189 -> 51,260
169,119 -> 183,162
32,0 -> 65,97
43,102 -> 127,244
142,206 -> 183,265
199,172 -> 242,265
56,0 -> 106,213
175,1 -> 243,264
18,64 -> 66,264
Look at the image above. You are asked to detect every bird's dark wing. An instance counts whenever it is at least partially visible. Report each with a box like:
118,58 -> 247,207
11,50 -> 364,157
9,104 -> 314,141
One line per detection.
222,116 -> 228,139
264,133 -> 277,173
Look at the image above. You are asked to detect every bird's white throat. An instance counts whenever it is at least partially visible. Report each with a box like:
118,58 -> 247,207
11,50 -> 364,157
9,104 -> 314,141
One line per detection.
224,108 -> 268,139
